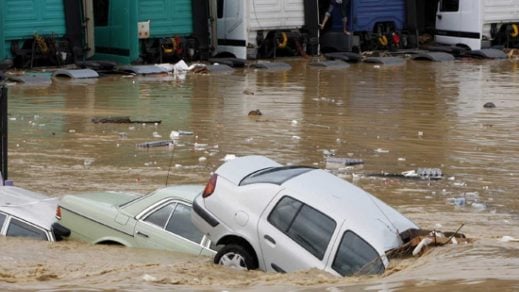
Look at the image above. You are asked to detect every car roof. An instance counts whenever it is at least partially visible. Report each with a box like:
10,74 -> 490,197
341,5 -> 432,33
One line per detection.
282,169 -> 418,252
0,186 -> 57,230
122,184 -> 203,215
215,155 -> 281,185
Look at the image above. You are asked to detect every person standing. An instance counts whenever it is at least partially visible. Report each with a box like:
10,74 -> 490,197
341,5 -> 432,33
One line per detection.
319,0 -> 351,35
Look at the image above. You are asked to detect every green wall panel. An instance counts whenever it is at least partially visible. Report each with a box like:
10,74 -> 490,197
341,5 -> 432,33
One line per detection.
138,0 -> 193,37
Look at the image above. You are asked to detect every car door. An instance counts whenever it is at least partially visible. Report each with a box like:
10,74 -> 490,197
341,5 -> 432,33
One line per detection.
257,195 -> 336,273
133,201 -> 207,255
436,0 -> 461,31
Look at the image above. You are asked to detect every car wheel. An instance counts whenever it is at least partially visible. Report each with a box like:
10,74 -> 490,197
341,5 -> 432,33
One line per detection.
214,244 -> 256,271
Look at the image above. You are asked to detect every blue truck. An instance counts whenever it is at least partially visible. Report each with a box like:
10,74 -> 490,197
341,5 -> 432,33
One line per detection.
319,0 -> 406,52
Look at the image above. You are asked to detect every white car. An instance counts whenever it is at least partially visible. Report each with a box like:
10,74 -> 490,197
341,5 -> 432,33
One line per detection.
192,155 -> 419,276
0,185 -> 69,241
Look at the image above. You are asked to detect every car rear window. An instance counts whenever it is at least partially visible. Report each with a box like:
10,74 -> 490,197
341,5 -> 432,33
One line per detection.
239,166 -> 314,186
332,231 -> 384,276
268,196 -> 336,260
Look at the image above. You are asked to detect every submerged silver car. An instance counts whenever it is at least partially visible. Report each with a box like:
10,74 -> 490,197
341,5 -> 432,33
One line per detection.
0,185 -> 68,241
192,155 -> 419,276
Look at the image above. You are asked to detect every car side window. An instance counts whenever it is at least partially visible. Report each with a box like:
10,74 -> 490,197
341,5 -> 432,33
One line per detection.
6,218 -> 48,240
332,231 -> 384,276
144,203 -> 175,228
268,196 -> 336,260
165,204 -> 204,244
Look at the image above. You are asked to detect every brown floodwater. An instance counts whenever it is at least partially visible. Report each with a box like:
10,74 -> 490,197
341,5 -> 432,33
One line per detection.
1,57 -> 519,290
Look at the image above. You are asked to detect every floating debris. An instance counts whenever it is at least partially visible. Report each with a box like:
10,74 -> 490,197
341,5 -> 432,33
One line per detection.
499,236 -> 519,242
136,140 -> 174,148
483,102 -> 496,108
326,157 -> 364,168
248,109 -> 262,116
388,225 -> 469,259
374,148 -> 390,153
170,130 -> 193,139
223,154 -> 236,161
92,116 -> 161,124
243,89 -> 255,95
369,168 -> 443,180
447,197 -> 466,207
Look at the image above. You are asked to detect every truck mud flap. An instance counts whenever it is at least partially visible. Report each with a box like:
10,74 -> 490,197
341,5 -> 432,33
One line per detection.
117,65 -> 170,75
412,52 -> 455,62
52,69 -> 99,79
468,49 -> 507,60
324,52 -> 362,63
7,73 -> 52,86
207,64 -> 234,73
364,57 -> 405,66
308,60 -> 350,69
209,58 -> 246,68
251,62 -> 291,71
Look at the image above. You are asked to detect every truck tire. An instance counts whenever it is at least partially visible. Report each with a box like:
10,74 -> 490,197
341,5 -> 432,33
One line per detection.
214,244 -> 257,270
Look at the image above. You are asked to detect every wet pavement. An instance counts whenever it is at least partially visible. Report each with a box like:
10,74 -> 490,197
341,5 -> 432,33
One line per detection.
1,56 -> 519,290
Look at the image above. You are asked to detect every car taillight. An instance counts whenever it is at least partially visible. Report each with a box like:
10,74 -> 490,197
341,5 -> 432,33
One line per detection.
202,174 -> 217,198
55,206 -> 62,220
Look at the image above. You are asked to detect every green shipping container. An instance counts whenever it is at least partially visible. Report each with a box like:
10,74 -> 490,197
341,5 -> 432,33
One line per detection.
0,0 -> 66,61
93,0 -> 194,64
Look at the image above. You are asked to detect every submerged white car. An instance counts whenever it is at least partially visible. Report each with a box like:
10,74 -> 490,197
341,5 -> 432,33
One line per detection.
192,155 -> 419,276
0,185 -> 69,241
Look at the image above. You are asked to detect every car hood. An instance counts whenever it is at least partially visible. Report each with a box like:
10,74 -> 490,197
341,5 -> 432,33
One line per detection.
215,155 -> 281,185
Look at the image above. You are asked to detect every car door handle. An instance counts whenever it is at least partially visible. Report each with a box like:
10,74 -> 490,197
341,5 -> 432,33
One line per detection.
264,234 -> 276,244
136,231 -> 149,238
437,14 -> 442,20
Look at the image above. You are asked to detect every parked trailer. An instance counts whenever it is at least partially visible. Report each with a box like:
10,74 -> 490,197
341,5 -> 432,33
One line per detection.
0,0 -> 67,67
435,0 -> 519,50
210,0 -> 310,59
319,0 -> 406,52
91,0 -> 209,64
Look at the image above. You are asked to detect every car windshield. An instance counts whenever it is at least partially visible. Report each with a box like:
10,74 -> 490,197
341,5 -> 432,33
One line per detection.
239,166 -> 314,186
332,231 -> 384,276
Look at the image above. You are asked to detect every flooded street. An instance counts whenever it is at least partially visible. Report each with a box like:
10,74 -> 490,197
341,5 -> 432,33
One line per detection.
2,57 -> 519,290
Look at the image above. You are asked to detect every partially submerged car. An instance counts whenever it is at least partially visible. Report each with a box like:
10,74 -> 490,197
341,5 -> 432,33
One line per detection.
55,185 -> 214,256
192,155 -> 420,276
0,185 -> 69,241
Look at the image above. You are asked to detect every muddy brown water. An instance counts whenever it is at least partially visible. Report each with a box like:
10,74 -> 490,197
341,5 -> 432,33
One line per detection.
1,57 -> 519,290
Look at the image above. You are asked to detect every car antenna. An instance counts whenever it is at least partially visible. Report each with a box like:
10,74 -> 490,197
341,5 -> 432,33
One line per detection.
165,150 -> 175,186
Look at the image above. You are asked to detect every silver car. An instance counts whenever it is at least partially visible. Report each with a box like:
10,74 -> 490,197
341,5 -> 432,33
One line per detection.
192,155 -> 419,276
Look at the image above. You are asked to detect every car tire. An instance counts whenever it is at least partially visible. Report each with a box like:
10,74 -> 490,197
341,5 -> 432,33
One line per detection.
214,244 -> 256,271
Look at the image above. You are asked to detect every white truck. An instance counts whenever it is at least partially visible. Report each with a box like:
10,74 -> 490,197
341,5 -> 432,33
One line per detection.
435,0 -> 519,50
209,0 -> 306,59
